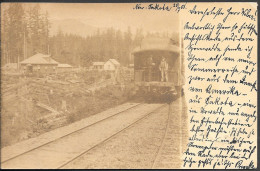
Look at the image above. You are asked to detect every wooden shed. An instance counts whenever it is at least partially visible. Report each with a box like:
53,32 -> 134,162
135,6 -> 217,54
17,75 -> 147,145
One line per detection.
20,53 -> 59,75
104,59 -> 120,71
57,64 -> 73,73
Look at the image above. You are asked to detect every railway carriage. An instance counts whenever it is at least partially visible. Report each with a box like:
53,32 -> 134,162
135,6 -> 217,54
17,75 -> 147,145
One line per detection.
132,37 -> 184,103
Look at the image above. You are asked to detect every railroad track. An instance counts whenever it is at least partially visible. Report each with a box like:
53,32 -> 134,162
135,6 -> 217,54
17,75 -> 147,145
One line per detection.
58,103 -> 167,169
152,97 -> 183,169
1,103 -> 142,165
1,103 -> 167,169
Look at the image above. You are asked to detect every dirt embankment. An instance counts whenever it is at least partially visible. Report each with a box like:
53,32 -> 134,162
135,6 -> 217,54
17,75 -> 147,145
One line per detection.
1,70 -> 135,148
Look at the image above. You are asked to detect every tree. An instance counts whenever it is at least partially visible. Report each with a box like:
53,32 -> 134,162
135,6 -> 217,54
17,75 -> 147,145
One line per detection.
122,26 -> 133,65
133,28 -> 144,47
26,4 -> 50,56
1,8 -> 10,64
3,3 -> 25,63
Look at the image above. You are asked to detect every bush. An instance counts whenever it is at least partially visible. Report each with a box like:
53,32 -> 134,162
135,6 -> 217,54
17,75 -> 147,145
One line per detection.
66,113 -> 77,124
105,74 -> 111,79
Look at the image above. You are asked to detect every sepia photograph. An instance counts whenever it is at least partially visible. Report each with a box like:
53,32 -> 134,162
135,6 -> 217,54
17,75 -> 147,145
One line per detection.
1,2 -> 257,169
1,2 -> 188,169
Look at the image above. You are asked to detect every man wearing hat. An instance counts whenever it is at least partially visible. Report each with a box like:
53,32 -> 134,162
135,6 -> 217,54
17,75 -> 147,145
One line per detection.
159,57 -> 169,82
147,55 -> 154,81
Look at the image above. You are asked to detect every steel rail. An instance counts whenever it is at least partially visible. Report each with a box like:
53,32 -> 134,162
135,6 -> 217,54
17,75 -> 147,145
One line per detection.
57,104 -> 167,169
1,103 -> 142,164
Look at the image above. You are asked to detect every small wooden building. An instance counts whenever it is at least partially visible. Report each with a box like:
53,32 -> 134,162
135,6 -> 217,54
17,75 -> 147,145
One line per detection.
57,64 -> 73,73
93,62 -> 104,70
104,59 -> 120,71
20,53 -> 59,75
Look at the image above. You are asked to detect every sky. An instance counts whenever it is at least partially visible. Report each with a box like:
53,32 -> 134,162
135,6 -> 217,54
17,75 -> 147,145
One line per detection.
19,3 -> 180,33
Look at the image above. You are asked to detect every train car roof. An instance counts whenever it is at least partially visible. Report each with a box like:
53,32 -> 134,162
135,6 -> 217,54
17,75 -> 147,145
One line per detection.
132,37 -> 180,55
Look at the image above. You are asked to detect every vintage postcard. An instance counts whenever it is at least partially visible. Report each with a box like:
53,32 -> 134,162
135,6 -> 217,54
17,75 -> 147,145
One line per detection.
0,2 -> 257,169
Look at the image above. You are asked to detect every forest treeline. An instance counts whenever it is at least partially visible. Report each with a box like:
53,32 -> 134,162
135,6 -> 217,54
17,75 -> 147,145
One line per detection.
1,3 -> 179,67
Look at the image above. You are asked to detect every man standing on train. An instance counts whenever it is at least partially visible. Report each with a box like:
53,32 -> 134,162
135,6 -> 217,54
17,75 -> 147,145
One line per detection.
159,57 -> 168,82
147,56 -> 154,81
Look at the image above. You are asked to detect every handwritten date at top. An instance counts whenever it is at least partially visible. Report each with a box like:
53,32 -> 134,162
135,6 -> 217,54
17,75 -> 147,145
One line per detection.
133,3 -> 186,13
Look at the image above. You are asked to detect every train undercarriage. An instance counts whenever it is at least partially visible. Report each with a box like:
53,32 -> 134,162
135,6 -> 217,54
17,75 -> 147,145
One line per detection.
134,82 -> 183,103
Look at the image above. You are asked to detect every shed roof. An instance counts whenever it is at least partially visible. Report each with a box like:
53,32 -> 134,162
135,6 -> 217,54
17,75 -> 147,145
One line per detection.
107,59 -> 120,65
20,53 -> 59,65
57,64 -> 73,68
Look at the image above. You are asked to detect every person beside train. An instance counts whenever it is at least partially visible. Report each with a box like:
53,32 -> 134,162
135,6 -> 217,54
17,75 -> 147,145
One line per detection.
146,56 -> 154,82
159,57 -> 168,82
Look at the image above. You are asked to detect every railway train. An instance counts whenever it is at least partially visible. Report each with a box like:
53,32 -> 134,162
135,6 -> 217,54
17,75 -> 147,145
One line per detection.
132,37 -> 184,103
